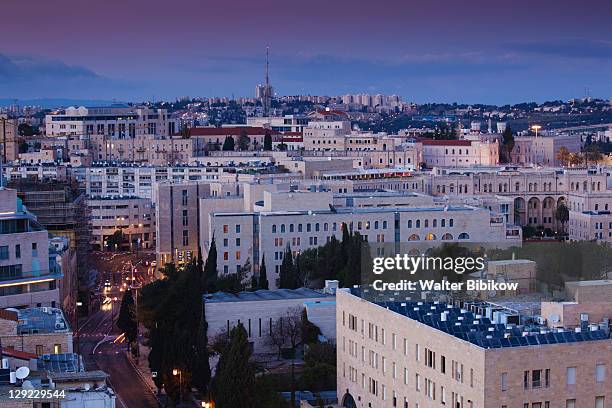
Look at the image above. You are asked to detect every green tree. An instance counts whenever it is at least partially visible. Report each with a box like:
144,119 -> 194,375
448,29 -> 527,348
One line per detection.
117,289 -> 138,348
556,146 -> 571,166
555,203 -> 570,234
258,254 -> 269,290
212,323 -> 255,408
222,136 -> 235,151
106,230 -> 124,251
278,245 -> 296,289
238,130 -> 250,151
583,144 -> 603,166
263,132 -> 273,151
301,343 -> 336,392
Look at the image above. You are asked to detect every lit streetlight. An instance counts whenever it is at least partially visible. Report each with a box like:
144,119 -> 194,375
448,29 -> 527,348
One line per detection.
531,125 -> 542,138
173,368 -> 182,402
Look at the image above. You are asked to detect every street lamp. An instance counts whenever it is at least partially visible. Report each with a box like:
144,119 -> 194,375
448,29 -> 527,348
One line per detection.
531,125 -> 542,138
173,368 -> 182,402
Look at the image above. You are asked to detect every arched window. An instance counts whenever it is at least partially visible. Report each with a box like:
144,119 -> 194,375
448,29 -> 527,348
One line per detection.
272,225 -> 277,233
408,234 -> 420,241
425,233 -> 436,241
458,232 -> 470,240
441,233 -> 453,240
416,220 -> 421,228
408,220 -> 413,228
280,224 -> 285,233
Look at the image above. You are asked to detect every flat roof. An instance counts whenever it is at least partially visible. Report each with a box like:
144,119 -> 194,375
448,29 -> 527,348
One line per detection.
205,288 -> 332,303
351,291 -> 610,349
17,307 -> 71,335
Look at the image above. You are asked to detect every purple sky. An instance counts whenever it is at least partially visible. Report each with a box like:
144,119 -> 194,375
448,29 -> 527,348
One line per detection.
1,0 -> 612,103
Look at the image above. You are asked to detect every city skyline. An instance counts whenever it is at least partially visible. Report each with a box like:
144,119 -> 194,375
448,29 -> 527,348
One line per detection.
1,0 -> 612,104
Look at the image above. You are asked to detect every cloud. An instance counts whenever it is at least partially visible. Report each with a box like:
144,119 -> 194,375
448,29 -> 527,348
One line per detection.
0,53 -> 142,99
505,39 -> 612,60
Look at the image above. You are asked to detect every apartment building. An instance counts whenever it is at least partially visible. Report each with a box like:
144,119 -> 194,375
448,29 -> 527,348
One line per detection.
45,105 -> 178,138
337,289 -> 611,408
88,196 -> 155,250
200,187 -> 521,288
85,165 -> 224,199
0,188 -> 62,308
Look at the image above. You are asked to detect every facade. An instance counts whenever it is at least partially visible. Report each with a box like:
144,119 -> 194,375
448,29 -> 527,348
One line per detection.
183,126 -> 282,151
205,287 -> 335,354
0,188 -> 62,308
512,135 -> 582,166
0,115 -> 19,164
421,140 -> 500,167
155,181 -> 217,265
336,288 -> 611,408
247,115 -> 310,133
88,133 -> 198,164
45,105 -> 178,138
0,307 -> 73,357
88,196 -> 155,250
85,165 -> 224,199
200,187 -> 521,288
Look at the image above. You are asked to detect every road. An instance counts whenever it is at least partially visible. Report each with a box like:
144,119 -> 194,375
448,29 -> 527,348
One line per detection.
77,250 -> 160,408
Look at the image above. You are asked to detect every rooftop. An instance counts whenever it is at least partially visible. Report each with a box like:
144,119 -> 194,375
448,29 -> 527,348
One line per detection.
16,307 -> 71,335
37,353 -> 82,373
205,288 -> 331,303
353,291 -> 610,349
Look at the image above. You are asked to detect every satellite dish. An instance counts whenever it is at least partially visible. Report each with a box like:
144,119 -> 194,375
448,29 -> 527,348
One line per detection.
549,314 -> 560,323
15,366 -> 30,380
21,380 -> 33,389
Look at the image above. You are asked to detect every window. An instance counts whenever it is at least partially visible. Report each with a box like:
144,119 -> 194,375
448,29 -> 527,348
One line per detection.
566,367 -> 576,385
182,230 -> 189,246
415,344 -> 420,361
415,374 -> 421,391
235,238 -> 241,246
532,369 -> 542,388
32,242 -> 38,257
441,356 -> 446,374
501,372 -> 508,391
0,246 -> 7,260
53,344 -> 61,354
545,368 -> 550,387
596,364 -> 606,383
596,397 -> 605,408
566,400 -> 575,408
524,370 -> 530,389
36,345 -> 43,356
15,244 -> 20,259
235,225 -> 241,233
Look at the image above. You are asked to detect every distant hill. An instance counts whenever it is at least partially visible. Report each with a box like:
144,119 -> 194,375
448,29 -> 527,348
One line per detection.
0,98 -> 127,108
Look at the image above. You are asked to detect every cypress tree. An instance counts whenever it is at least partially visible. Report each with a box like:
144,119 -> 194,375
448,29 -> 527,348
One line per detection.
222,136 -> 235,151
263,132 -> 272,151
117,289 -> 137,346
212,323 -> 255,408
204,237 -> 218,291
279,244 -> 296,289
258,254 -> 269,290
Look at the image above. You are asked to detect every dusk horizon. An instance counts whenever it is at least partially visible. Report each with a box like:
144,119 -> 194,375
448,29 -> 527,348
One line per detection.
1,0 -> 612,104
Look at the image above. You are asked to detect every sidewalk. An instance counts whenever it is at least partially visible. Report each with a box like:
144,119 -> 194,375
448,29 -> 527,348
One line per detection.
126,341 -> 162,402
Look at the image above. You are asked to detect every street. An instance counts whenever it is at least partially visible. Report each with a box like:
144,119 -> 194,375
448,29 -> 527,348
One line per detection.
77,251 -> 160,408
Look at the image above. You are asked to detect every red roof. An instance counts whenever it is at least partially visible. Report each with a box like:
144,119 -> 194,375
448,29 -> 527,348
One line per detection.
2,348 -> 37,360
183,127 -> 281,137
0,309 -> 18,322
419,139 -> 472,146
311,110 -> 349,117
